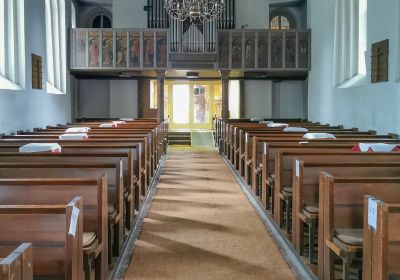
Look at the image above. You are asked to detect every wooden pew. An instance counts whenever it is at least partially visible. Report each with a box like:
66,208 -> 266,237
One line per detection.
0,140 -> 148,197
0,136 -> 152,181
319,174 -> 400,280
363,196 -> 400,280
291,161 -> 400,268
233,128 -> 373,170
261,146 -> 354,211
0,151 -> 137,230
0,197 -> 84,279
250,136 -> 400,193
0,243 -> 33,280
0,162 -> 123,262
0,177 -> 108,280
274,152 -> 400,231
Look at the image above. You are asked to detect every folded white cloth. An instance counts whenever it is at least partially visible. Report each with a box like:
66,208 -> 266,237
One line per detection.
267,123 -> 289,128
250,118 -> 262,122
352,143 -> 400,152
259,121 -> 274,124
303,133 -> 336,139
119,118 -> 134,121
112,121 -> 126,125
283,127 -> 309,133
19,143 -> 62,153
58,133 -> 88,140
99,123 -> 118,128
65,127 -> 91,133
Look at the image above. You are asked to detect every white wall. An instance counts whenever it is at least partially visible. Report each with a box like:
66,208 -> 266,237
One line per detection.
308,0 -> 400,135
113,0 -> 147,28
79,80 -> 110,117
0,0 -> 72,134
79,79 -> 139,118
110,80 -> 138,118
244,80 -> 273,118
276,81 -> 305,118
236,0 -> 269,29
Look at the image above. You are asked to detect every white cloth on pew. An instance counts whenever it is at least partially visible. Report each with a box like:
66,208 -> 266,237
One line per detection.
112,121 -> 126,125
283,127 -> 309,133
65,127 -> 91,133
267,123 -> 289,128
119,118 -> 134,121
58,133 -> 88,140
352,143 -> 400,152
303,133 -> 336,139
19,143 -> 62,153
259,121 -> 274,124
250,118 -> 262,122
99,123 -> 118,128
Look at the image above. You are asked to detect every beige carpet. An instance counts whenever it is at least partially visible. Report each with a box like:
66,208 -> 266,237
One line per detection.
124,147 -> 296,280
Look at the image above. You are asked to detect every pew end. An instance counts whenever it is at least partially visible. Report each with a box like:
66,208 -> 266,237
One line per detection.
0,243 -> 33,280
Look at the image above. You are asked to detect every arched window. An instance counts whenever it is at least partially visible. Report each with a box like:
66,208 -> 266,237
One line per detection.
92,14 -> 111,28
270,15 -> 291,30
0,0 -> 25,90
45,0 -> 66,94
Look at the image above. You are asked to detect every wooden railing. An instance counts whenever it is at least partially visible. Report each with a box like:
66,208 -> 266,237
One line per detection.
70,28 -> 310,71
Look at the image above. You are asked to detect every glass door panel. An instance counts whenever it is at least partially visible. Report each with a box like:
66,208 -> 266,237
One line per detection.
172,85 -> 190,126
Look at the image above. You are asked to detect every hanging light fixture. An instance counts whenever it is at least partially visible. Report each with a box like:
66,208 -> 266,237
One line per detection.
164,0 -> 225,22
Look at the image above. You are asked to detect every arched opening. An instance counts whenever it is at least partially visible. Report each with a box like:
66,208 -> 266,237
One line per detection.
269,9 -> 296,30
92,14 -> 112,28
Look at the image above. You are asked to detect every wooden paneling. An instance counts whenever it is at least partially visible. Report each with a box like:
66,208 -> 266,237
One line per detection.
371,39 -> 389,83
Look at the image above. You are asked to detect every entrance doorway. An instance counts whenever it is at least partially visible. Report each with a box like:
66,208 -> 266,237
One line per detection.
149,80 -> 240,130
167,81 -> 222,130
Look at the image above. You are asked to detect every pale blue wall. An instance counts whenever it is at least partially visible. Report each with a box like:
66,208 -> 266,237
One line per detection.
113,0 -> 147,28
308,0 -> 400,134
0,0 -> 72,134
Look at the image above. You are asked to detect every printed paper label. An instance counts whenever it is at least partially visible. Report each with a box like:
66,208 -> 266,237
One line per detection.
368,198 -> 378,231
295,160 -> 300,178
69,206 -> 80,236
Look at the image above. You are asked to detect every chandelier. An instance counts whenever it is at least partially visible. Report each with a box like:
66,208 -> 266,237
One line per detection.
164,0 -> 225,22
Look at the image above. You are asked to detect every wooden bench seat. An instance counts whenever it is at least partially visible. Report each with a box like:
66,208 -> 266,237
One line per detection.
319,175 -> 400,280
250,136 -> 400,193
0,162 -> 123,263
0,177 -> 108,279
0,141 -> 148,200
292,161 -> 400,267
0,243 -> 33,280
274,152 -> 400,230
0,197 -> 84,279
0,151 -> 138,230
363,196 -> 400,280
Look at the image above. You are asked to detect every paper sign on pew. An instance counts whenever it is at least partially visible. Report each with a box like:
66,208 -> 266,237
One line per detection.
295,160 -> 300,178
368,197 -> 378,231
69,205 -> 80,237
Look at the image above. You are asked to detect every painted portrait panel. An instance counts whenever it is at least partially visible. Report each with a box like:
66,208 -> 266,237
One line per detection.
231,33 -> 242,68
143,32 -> 155,68
116,32 -> 127,68
271,32 -> 283,68
88,31 -> 100,67
129,32 -> 141,68
156,32 -> 167,68
244,32 -> 255,68
257,32 -> 268,68
74,31 -> 86,67
218,32 -> 229,68
102,31 -> 113,67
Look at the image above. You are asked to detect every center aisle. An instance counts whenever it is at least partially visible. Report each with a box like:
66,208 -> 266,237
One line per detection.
124,147 -> 296,279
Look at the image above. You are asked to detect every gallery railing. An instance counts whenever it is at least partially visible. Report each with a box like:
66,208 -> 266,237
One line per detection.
70,29 -> 169,70
70,28 -> 310,71
217,29 -> 310,70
